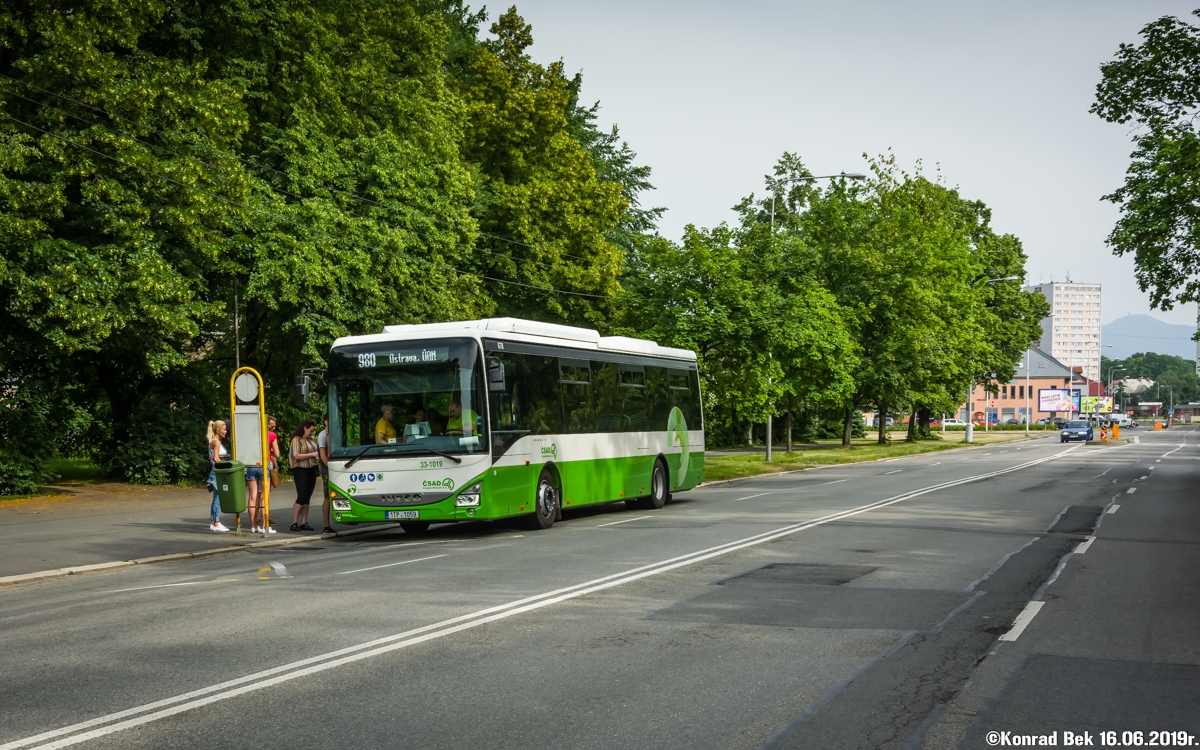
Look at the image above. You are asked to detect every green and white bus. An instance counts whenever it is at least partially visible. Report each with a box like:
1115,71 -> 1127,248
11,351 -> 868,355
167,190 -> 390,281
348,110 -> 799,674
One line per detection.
323,318 -> 705,531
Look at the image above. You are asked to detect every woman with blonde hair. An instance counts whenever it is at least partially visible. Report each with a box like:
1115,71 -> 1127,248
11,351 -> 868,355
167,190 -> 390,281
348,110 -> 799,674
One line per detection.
206,420 -> 230,533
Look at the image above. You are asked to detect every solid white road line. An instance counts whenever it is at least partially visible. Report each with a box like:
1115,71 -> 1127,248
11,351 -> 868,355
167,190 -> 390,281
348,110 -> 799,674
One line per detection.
1161,443 -> 1187,458
823,479 -> 848,485
730,492 -> 771,502
1074,537 -> 1096,555
1093,468 -> 1113,478
110,582 -> 204,594
1108,505 -> 1120,514
999,601 -> 1045,642
3,446 -> 1079,750
884,470 -> 902,475
1127,487 -> 1137,494
596,516 -> 655,527
337,554 -> 447,575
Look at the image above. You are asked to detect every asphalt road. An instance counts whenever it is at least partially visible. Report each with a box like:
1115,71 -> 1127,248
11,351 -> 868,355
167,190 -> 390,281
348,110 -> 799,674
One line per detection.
2,429 -> 1197,749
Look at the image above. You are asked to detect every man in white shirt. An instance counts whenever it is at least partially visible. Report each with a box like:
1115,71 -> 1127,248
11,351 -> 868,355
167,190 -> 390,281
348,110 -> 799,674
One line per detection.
317,418 -> 334,534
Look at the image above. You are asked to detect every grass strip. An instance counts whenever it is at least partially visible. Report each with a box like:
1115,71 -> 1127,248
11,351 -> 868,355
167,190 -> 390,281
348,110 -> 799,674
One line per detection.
702,432 -> 1041,483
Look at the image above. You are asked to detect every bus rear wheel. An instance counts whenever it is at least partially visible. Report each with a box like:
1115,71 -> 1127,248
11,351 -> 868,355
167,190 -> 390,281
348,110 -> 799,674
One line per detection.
400,522 -> 430,534
527,469 -> 558,530
640,459 -> 669,510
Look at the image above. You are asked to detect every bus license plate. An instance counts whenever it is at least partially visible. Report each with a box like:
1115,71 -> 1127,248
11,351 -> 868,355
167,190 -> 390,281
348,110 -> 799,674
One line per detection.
386,510 -> 419,520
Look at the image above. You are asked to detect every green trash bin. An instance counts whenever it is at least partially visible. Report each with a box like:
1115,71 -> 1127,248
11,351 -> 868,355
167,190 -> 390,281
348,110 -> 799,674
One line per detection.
214,460 -> 248,514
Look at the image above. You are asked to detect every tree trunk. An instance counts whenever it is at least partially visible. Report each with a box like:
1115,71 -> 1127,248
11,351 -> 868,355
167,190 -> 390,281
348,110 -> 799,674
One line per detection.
906,407 -> 917,442
842,406 -> 853,448
877,402 -> 888,445
918,408 -> 932,434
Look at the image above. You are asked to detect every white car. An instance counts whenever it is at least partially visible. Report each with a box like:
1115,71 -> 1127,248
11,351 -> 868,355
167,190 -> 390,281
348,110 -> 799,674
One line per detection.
940,419 -> 968,427
1108,414 -> 1133,428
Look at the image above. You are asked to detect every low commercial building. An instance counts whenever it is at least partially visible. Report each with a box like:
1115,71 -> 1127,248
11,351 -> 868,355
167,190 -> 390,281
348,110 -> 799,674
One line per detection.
959,347 -> 1074,424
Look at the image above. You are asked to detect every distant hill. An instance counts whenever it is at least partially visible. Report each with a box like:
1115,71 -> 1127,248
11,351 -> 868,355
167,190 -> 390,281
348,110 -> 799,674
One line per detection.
1103,314 -> 1197,360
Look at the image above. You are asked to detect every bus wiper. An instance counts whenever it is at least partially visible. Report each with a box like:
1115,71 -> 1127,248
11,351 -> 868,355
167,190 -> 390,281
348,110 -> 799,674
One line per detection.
342,444 -> 399,470
341,443 -> 463,469
394,445 -> 463,464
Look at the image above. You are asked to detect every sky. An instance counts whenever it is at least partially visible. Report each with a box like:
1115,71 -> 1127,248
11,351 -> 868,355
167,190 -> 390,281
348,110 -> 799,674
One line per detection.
501,0 -> 1200,327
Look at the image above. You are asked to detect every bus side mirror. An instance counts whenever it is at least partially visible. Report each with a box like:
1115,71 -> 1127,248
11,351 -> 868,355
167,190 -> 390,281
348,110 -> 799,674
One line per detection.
487,357 -> 506,392
294,375 -> 311,406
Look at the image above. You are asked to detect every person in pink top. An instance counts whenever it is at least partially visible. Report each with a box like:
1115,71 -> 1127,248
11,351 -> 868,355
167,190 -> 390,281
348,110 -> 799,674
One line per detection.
267,415 -> 281,488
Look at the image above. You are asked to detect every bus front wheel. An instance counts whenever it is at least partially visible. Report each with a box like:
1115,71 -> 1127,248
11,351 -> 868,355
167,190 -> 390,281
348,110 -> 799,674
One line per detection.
527,469 -> 558,530
641,459 -> 669,510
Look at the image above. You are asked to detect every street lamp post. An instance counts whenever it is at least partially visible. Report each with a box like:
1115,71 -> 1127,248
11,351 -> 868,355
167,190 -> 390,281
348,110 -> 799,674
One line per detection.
764,171 -> 866,462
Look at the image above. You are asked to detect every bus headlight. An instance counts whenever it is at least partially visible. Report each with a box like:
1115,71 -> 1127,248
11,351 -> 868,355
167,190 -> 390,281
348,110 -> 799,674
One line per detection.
455,494 -> 480,507
332,498 -> 352,511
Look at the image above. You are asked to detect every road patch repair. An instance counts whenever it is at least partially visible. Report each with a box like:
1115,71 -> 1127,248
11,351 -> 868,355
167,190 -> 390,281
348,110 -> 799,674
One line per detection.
759,504 -> 1104,750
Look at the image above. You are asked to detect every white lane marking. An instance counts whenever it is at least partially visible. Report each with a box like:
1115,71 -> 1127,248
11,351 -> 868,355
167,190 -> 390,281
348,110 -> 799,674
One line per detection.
999,601 -> 1045,642
269,562 -> 291,579
4,446 -> 1079,750
1108,505 -> 1120,514
1134,436 -> 1141,444
1126,487 -> 1137,494
111,582 -> 205,594
337,554 -> 446,575
1161,443 -> 1187,458
1093,468 -> 1113,478
1156,459 -> 1161,463
596,516 -> 655,527
823,479 -> 848,485
1075,536 -> 1096,555
929,462 -> 942,466
730,492 -> 771,502
884,470 -> 902,475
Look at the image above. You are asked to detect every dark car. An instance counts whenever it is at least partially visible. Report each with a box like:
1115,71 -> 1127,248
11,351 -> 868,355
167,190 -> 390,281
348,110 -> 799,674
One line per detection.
1060,419 -> 1093,443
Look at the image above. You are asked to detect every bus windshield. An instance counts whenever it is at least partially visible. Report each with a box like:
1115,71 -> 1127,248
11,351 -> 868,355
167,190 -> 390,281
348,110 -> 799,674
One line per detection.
327,338 -> 488,459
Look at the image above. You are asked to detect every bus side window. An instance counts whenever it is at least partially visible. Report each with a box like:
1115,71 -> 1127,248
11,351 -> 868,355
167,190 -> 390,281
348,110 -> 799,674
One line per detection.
487,354 -> 524,431
681,370 -> 703,428
559,358 -> 594,434
592,361 -> 622,432
618,364 -> 647,431
523,354 -> 563,434
646,366 -> 671,428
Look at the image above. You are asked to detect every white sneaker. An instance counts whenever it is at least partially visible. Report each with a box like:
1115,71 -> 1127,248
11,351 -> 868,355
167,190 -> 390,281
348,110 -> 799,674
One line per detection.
210,524 -> 228,533
265,527 -> 277,534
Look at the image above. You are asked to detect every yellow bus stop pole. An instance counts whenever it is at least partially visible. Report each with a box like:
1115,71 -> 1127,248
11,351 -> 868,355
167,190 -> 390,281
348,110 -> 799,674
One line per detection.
230,367 -> 270,536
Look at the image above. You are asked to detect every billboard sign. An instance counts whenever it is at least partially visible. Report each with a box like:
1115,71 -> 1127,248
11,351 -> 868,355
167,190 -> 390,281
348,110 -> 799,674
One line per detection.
1080,396 -> 1113,413
1038,388 -> 1073,412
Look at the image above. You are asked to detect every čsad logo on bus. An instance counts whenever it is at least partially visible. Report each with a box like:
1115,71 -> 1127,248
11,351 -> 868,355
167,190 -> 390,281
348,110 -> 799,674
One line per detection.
421,477 -> 456,491
540,443 -> 558,459
667,407 -> 689,481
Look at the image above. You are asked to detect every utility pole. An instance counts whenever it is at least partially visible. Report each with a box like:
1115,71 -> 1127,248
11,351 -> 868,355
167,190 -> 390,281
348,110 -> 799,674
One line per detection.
234,279 -> 240,371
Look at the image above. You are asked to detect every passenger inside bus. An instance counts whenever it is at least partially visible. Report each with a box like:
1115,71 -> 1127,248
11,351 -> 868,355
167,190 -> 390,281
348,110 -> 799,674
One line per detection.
374,403 -> 398,444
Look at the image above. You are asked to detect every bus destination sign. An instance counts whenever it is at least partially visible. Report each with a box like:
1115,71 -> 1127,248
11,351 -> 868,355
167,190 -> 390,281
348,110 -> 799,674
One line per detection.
356,347 -> 449,369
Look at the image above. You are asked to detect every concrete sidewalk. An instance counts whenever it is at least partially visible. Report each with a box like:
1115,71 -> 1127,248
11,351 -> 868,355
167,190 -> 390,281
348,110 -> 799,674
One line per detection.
0,480 -> 338,579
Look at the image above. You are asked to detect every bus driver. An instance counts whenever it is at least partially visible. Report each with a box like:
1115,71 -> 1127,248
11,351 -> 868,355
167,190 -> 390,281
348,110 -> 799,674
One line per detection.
445,394 -> 478,436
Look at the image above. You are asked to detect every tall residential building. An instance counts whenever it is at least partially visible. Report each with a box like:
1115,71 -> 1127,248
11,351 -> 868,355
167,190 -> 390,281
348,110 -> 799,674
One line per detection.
1024,281 -> 1103,382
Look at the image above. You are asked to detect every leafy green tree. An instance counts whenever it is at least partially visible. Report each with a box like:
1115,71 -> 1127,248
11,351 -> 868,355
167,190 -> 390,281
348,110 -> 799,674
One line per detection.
1101,352 -> 1199,405
453,7 -> 630,325
1093,10 -> 1200,311
0,0 -> 253,477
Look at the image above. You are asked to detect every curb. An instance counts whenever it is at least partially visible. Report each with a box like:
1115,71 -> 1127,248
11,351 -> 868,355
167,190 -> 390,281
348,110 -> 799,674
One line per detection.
0,522 -> 402,588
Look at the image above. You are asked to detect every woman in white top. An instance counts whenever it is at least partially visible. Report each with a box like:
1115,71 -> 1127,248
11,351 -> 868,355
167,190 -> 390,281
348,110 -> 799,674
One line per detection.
206,421 -> 230,532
